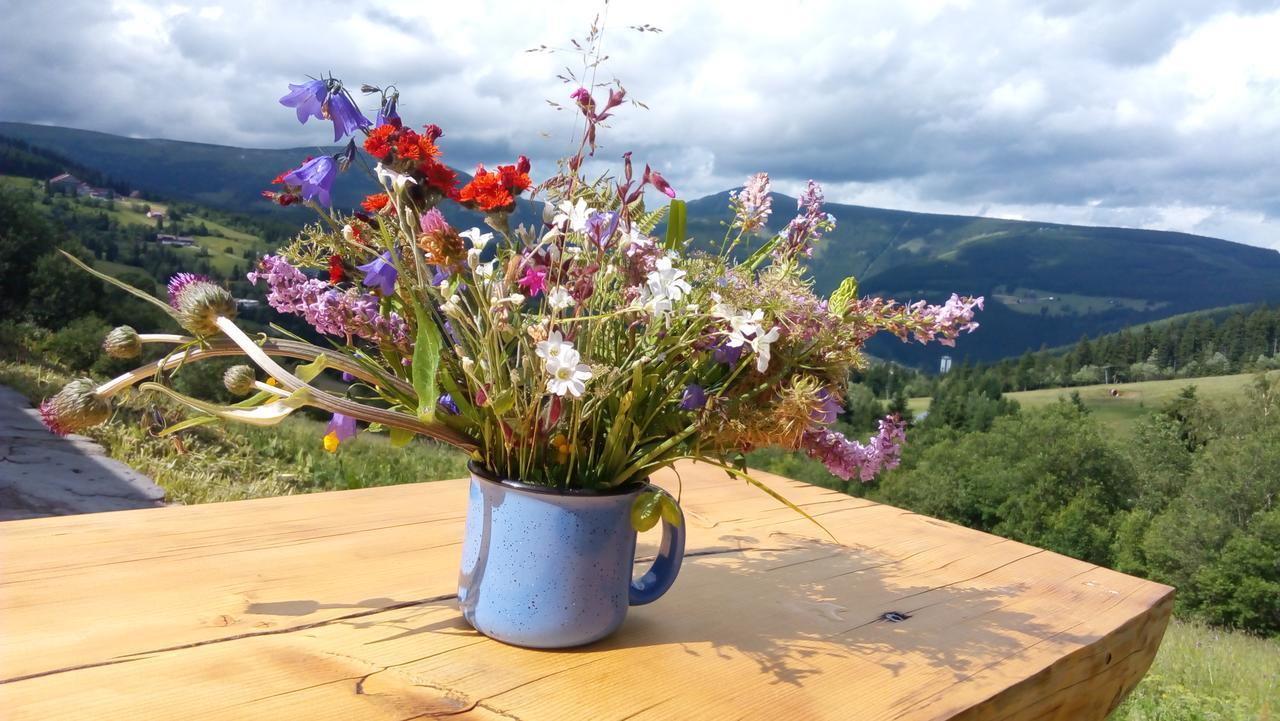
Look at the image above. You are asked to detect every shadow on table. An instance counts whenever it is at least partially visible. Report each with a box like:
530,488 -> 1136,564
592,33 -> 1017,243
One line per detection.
246,530 -> 1110,694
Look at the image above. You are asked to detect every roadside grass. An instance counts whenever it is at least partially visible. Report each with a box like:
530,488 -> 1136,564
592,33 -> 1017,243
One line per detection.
909,372 -> 1278,436
0,361 -> 468,506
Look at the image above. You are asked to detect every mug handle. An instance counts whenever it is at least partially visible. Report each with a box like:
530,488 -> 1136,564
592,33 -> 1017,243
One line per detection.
629,484 -> 686,606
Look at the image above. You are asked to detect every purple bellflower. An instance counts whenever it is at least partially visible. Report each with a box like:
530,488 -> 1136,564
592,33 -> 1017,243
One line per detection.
279,80 -> 326,124
356,251 -> 398,295
282,156 -> 337,207
680,384 -> 707,411
326,412 -> 358,443
324,89 -> 371,142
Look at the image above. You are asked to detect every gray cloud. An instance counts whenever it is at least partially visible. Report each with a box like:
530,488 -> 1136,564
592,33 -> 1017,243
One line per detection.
2,0 -> 1278,246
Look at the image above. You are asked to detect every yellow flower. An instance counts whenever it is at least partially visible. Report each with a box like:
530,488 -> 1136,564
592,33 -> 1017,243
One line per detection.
265,376 -> 279,387
323,431 -> 339,453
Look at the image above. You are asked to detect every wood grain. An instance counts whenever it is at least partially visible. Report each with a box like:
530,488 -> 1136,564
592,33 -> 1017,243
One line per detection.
0,461 -> 1172,720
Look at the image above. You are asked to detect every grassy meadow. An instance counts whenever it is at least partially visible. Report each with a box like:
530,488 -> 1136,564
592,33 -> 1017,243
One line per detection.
910,371 -> 1280,436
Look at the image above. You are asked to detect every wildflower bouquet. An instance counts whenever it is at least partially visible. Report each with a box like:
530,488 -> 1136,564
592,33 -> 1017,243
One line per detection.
43,72 -> 982,523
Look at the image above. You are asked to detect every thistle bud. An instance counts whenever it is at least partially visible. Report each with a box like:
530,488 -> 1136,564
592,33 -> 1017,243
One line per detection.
223,365 -> 257,396
102,326 -> 142,359
173,280 -> 237,337
39,379 -> 110,436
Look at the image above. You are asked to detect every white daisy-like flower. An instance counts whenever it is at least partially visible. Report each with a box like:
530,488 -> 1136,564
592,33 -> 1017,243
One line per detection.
546,359 -> 593,397
546,286 -> 574,310
536,331 -> 575,363
645,257 -> 692,302
553,198 -> 594,232
475,260 -> 497,281
750,326 -> 781,373
717,305 -> 766,348
461,227 -> 493,268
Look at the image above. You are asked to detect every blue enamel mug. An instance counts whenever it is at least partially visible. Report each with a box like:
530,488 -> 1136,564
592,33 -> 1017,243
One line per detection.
457,462 -> 686,648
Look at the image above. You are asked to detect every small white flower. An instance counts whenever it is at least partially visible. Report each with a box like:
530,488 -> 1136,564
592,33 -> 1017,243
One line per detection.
460,228 -> 493,269
461,356 -> 475,373
475,260 -> 497,281
750,326 -> 781,373
376,163 -> 418,193
546,286 -> 574,310
546,359 -> 593,397
553,198 -> 593,232
342,224 -> 356,242
536,331 -> 575,363
441,294 -> 462,314
645,257 -> 692,302
717,306 -> 765,347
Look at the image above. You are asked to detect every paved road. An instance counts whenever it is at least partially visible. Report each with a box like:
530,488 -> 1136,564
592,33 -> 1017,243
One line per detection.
0,385 -> 165,521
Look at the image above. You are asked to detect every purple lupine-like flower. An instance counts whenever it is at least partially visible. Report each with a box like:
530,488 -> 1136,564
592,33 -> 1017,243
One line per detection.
680,384 -> 707,411
777,180 -> 832,260
341,372 -> 356,383
731,172 -> 772,232
247,255 -> 411,352
323,89 -> 371,142
167,272 -> 210,308
326,412 -> 358,442
282,156 -> 337,206
357,252 -> 398,295
801,415 -> 906,482
279,79 -> 327,124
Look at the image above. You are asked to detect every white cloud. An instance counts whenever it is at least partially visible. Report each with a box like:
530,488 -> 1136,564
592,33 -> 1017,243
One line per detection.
1,0 -> 1278,248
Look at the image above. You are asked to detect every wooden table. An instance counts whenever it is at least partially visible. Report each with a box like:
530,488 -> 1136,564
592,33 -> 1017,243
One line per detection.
0,461 -> 1172,720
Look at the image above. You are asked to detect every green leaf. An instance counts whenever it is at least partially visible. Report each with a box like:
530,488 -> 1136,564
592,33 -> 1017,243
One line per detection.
664,199 -> 686,250
631,491 -> 662,532
829,276 -> 860,317
657,493 -> 682,528
411,306 -> 443,422
489,390 -> 515,416
295,354 -> 329,382
389,427 -> 414,448
139,383 -> 311,427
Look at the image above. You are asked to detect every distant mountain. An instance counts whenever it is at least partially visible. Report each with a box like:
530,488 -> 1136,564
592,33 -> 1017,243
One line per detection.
6,121 -> 1280,365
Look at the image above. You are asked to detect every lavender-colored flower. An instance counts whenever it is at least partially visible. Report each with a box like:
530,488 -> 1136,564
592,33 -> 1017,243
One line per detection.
801,415 -> 906,482
282,156 -> 337,207
777,180 -> 833,260
731,172 -> 772,232
810,388 -> 842,424
584,211 -> 620,249
323,89 -> 371,142
326,412 -> 358,442
167,272 -> 210,308
420,208 -> 450,234
341,371 -> 356,383
680,384 -> 707,411
279,79 -> 327,124
356,252 -> 398,295
247,255 -> 411,352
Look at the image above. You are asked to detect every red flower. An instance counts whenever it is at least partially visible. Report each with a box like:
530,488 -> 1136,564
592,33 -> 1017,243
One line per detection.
420,158 -> 459,198
458,165 -> 514,212
498,163 -> 532,193
363,124 -> 397,161
362,192 -> 391,213
262,190 -> 300,206
394,127 -> 423,160
328,255 -> 344,284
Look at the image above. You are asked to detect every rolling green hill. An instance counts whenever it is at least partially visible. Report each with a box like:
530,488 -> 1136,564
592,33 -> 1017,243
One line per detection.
7,121 -> 1280,365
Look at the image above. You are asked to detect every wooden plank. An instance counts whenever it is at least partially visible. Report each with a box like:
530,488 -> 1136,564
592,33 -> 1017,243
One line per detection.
0,461 -> 1172,720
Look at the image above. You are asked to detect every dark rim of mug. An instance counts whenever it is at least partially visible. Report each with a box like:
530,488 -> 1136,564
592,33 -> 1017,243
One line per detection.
467,460 -> 647,497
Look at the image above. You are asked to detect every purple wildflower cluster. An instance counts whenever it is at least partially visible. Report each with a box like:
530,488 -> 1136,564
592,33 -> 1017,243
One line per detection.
777,180 -> 833,260
731,172 -> 773,232
801,415 -> 907,482
167,272 -> 210,307
247,255 -> 410,352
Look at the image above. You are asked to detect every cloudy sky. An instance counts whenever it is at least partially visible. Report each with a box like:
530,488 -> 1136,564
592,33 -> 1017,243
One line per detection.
3,0 -> 1279,247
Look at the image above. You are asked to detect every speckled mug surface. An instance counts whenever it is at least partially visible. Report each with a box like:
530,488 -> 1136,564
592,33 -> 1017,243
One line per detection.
458,462 -> 686,648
